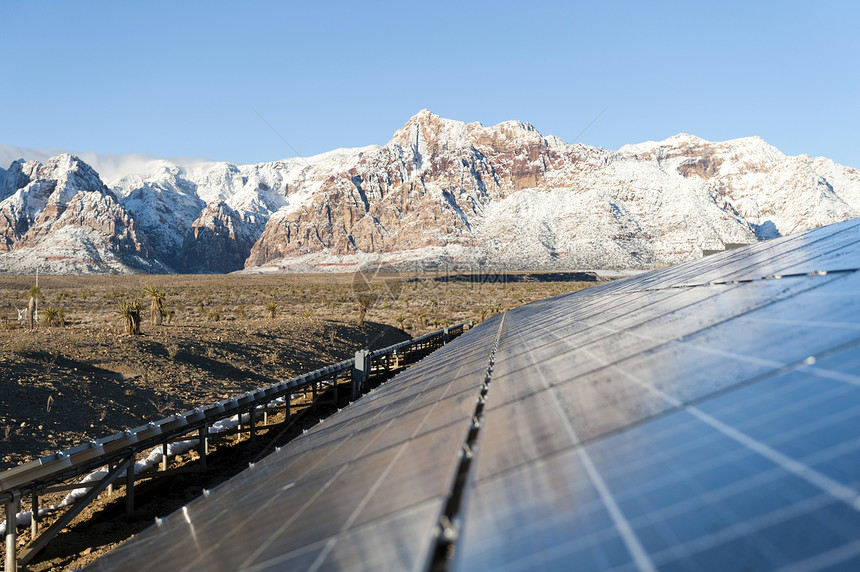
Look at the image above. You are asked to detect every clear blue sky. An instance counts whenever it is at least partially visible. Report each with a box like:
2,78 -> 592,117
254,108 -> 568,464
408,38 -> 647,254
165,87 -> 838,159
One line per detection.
2,0 -> 858,167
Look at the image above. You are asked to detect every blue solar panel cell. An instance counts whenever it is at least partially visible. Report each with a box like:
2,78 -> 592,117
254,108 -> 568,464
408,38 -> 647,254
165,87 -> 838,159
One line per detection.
455,449 -> 635,572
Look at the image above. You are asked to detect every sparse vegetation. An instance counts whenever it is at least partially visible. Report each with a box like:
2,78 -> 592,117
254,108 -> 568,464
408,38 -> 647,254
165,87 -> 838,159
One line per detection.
117,299 -> 142,335
164,340 -> 180,360
0,272 -> 597,471
28,284 -> 40,330
356,293 -> 375,326
43,305 -> 61,327
144,285 -> 165,326
266,302 -> 277,320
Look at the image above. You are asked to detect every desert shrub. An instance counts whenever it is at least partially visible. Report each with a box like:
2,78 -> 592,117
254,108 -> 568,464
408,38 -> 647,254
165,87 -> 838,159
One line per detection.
355,293 -> 378,326
208,311 -> 221,322
42,306 -> 60,327
26,286 -> 41,330
165,309 -> 175,324
164,341 -> 179,360
118,300 -> 142,335
265,302 -> 277,320
144,285 -> 165,326
10,338 -> 30,355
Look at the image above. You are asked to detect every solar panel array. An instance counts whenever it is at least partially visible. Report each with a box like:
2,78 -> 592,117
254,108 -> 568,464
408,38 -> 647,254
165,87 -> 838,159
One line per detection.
89,219 -> 860,571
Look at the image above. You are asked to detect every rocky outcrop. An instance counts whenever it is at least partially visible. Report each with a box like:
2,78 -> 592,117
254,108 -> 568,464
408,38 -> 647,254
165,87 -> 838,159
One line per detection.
176,201 -> 265,273
112,158 -> 299,272
0,154 -> 163,273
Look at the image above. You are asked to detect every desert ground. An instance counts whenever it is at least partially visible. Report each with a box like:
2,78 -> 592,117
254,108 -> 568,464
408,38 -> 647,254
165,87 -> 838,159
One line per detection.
0,271 -> 597,570
0,271 -> 599,466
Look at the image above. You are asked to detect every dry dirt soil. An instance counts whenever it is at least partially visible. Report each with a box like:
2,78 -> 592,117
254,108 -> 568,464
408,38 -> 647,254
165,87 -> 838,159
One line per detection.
0,271 -> 597,570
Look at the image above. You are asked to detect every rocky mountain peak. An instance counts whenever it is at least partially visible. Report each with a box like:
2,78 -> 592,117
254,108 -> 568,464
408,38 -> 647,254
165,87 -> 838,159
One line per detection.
2,111 -> 859,274
39,153 -> 105,185
389,110 -> 553,157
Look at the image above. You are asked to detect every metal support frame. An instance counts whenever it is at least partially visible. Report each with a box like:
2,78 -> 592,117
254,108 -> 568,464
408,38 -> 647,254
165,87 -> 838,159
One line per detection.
125,459 -> 135,515
198,424 -> 208,471
312,381 -> 318,414
19,458 -> 131,567
0,321 -> 471,570
30,493 -> 38,541
5,491 -> 20,572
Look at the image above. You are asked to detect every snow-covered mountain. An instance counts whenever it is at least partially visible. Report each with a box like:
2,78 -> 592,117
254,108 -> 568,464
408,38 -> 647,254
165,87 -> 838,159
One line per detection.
1,111 -> 859,274
0,155 -> 163,273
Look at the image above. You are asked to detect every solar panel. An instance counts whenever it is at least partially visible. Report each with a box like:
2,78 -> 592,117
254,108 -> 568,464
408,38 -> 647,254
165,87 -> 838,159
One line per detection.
88,218 -> 860,571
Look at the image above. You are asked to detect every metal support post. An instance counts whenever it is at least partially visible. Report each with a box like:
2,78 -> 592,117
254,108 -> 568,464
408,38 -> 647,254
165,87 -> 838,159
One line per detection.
199,424 -> 208,471
312,381 -> 317,414
5,492 -> 20,572
444,326 -> 450,344
20,460 -> 129,567
30,493 -> 38,541
250,408 -> 256,443
125,457 -> 135,515
161,442 -> 169,471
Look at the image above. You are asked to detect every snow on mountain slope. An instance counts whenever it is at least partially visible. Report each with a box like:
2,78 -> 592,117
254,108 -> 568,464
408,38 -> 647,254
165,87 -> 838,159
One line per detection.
0,155 -> 164,274
247,110 -> 860,271
108,146 -> 377,272
2,111 -> 859,274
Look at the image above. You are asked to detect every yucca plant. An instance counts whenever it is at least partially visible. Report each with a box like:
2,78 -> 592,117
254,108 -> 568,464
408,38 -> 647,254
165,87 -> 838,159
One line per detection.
27,285 -> 41,330
143,285 -> 165,326
118,300 -> 142,335
265,302 -> 277,320
42,306 -> 60,327
356,293 -> 377,326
